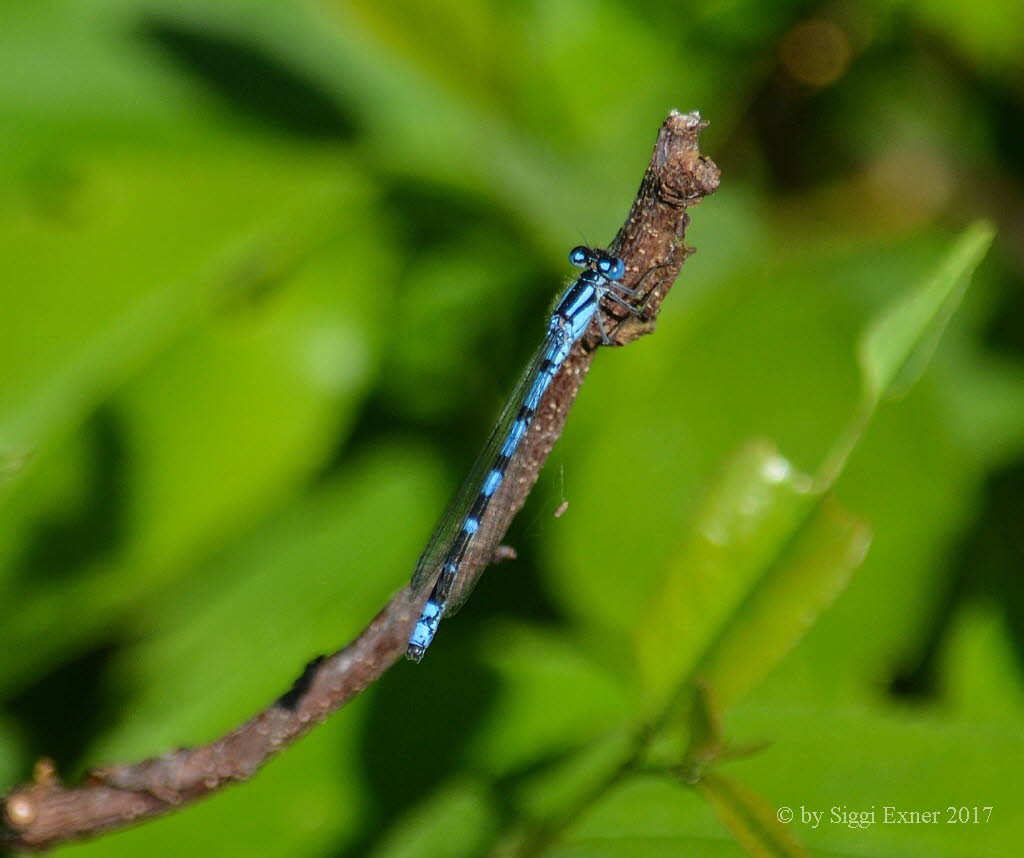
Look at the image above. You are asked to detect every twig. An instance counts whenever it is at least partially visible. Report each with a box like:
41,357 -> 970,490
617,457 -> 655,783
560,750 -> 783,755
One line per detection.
1,110 -> 719,852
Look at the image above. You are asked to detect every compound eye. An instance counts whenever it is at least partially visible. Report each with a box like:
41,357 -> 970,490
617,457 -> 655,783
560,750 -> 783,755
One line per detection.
568,246 -> 591,267
597,255 -> 625,280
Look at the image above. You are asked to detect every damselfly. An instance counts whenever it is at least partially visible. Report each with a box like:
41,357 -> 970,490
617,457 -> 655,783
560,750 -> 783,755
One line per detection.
407,246 -> 640,661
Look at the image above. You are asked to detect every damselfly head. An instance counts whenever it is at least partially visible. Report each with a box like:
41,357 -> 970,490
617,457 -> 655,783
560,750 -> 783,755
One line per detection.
596,254 -> 625,281
568,245 -> 592,268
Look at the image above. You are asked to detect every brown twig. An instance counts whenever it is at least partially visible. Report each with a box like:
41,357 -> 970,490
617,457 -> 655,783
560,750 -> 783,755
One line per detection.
1,110 -> 719,852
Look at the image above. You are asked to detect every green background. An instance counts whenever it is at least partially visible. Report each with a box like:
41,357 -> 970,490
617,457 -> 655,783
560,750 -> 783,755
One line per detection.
1,1 -> 1022,856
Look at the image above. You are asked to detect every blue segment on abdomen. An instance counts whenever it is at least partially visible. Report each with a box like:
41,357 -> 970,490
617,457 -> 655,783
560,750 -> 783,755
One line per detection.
483,468 -> 503,496
409,599 -> 443,651
500,419 -> 527,457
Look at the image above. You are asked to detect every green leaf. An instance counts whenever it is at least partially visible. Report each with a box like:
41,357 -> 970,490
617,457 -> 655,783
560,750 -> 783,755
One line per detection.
470,625 -> 631,778
634,441 -> 818,713
370,781 -> 496,858
697,495 -> 871,710
727,703 -> 1024,857
502,728 -> 636,834
551,774 -> 738,857
695,772 -> 809,858
0,168 -> 386,692
0,145 -> 361,481
818,221 -> 995,489
859,220 -> 994,406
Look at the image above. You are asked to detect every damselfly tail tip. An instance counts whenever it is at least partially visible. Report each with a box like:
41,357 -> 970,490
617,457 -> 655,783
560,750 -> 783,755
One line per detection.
406,643 -> 426,662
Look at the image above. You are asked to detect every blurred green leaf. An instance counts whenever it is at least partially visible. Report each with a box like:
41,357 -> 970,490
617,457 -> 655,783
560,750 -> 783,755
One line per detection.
634,441 -> 818,714
728,702 -> 1024,857
0,714 -> 25,790
695,772 -> 808,858
0,145 -> 362,480
817,221 -> 995,488
698,494 -> 870,709
471,625 -> 630,777
503,728 -> 636,836
679,685 -> 772,781
550,774 -> 739,857
370,782 -> 496,858
911,0 -> 1024,71
0,162 -> 385,694
859,220 -> 995,407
